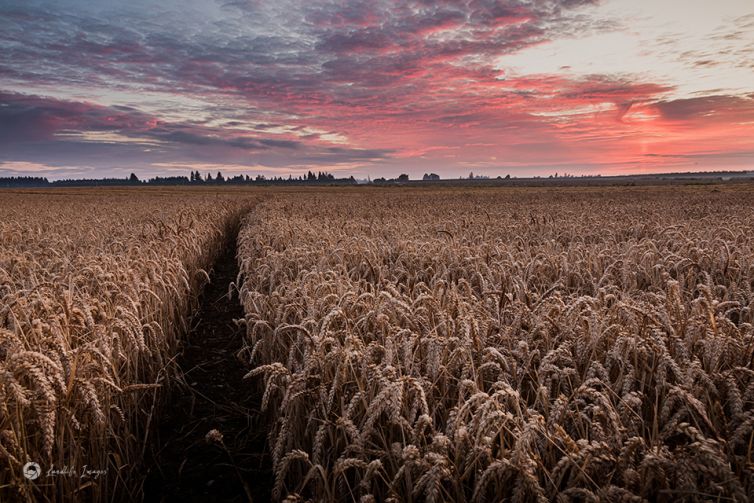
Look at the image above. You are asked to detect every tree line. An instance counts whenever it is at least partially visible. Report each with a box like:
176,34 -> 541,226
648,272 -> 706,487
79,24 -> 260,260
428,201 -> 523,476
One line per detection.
0,171 -> 358,188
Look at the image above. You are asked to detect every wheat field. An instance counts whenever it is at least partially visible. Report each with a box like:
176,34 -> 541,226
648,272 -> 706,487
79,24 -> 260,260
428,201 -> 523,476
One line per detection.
2,185 -> 754,502
0,188 -> 256,502
237,186 -> 754,502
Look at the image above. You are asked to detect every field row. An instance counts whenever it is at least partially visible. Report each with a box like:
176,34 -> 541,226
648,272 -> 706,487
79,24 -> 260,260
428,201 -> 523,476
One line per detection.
0,190 -> 256,501
3,186 -> 754,502
236,188 -> 754,502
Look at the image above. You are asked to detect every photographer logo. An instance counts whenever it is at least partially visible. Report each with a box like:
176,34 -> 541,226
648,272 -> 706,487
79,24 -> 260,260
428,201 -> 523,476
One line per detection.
23,462 -> 41,480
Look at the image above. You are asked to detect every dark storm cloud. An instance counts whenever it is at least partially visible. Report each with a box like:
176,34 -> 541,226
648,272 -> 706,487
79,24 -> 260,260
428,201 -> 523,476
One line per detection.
0,91 -> 155,143
0,91 -> 305,151
0,91 -> 389,169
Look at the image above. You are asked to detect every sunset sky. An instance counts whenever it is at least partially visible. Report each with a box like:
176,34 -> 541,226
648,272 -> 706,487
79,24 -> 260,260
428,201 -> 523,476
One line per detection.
1,0 -> 753,179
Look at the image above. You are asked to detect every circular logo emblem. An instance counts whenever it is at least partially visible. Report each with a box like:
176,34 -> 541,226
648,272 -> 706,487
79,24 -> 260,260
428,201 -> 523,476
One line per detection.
23,462 -> 41,480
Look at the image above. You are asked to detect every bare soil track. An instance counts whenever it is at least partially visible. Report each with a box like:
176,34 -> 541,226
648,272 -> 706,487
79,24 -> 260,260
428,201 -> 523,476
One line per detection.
143,224 -> 271,502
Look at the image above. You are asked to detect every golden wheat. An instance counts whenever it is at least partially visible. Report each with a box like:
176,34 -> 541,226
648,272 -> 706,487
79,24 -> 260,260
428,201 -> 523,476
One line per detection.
0,188 -> 256,502
238,186 -> 754,502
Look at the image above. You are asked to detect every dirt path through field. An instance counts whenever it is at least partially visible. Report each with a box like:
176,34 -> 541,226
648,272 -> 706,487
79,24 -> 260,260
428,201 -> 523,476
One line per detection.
142,222 -> 271,502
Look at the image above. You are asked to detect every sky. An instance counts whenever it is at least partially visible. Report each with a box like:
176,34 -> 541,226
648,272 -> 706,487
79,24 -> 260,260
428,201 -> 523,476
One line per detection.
1,0 -> 753,180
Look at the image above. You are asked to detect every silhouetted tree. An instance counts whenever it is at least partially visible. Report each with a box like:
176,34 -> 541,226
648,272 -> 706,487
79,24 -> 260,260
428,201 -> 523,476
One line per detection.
148,176 -> 190,185
0,176 -> 50,187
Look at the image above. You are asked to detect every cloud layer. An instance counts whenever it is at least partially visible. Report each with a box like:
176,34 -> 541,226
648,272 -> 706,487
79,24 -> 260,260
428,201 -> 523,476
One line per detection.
1,0 -> 753,178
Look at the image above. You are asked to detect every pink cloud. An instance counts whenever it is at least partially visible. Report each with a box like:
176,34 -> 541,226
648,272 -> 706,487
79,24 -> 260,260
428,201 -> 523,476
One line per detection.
1,0 -> 753,176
